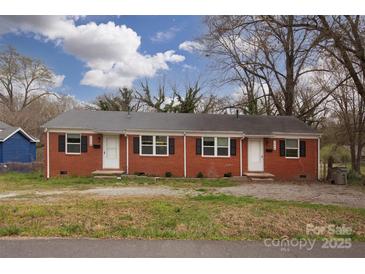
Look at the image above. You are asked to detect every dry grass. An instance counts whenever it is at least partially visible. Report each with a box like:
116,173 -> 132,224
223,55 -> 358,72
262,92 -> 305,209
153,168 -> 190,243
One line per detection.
0,194 -> 364,240
0,172 -> 238,192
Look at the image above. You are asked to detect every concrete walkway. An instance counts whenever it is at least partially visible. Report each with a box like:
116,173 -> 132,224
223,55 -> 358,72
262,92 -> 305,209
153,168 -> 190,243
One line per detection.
0,239 -> 364,258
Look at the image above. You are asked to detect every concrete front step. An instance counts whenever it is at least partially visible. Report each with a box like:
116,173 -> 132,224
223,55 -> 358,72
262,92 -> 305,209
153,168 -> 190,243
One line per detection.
243,172 -> 275,179
92,170 -> 125,177
250,177 -> 275,182
93,175 -> 121,179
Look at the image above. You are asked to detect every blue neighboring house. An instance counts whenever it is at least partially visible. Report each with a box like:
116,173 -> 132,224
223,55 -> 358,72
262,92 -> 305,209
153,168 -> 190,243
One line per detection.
0,121 -> 38,163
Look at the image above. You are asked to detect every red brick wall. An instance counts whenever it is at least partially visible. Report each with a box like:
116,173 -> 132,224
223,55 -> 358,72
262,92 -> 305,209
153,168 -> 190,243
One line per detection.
128,135 -> 184,177
45,132 -> 103,177
45,132 -> 318,180
263,138 -> 318,180
242,138 -> 318,180
186,136 -> 241,178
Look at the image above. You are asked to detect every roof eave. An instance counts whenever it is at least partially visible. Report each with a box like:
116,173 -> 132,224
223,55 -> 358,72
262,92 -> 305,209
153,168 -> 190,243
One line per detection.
0,128 -> 39,143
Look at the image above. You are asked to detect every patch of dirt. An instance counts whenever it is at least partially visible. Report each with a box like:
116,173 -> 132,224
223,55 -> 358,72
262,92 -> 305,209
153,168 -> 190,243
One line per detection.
0,192 -> 18,199
80,186 -> 196,197
1,182 -> 364,209
0,186 -> 198,201
217,183 -> 365,208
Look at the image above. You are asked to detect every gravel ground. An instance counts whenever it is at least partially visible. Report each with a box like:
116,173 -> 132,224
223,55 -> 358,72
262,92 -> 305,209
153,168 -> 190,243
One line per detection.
81,186 -> 196,197
0,183 -> 364,208
217,183 -> 365,208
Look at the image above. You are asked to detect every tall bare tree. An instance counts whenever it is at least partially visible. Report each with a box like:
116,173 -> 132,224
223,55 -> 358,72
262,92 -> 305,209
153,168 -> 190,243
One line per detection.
298,16 -> 365,101
135,79 -> 221,113
322,59 -> 365,174
201,16 -> 331,123
135,80 -> 174,112
0,46 -> 57,112
95,87 -> 141,111
0,94 -> 81,139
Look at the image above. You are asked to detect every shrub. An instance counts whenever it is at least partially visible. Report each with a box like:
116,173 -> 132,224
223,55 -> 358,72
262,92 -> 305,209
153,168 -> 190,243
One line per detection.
134,172 -> 145,176
224,172 -> 232,177
347,169 -> 362,180
165,171 -> 172,177
196,172 -> 204,178
321,144 -> 351,164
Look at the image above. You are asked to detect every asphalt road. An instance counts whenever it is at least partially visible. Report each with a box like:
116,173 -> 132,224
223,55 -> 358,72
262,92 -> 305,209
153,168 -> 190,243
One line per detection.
0,239 -> 364,258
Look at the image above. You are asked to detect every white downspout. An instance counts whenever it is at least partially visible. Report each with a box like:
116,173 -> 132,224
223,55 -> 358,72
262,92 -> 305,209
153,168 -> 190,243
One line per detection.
318,137 -> 321,180
125,132 -> 129,175
46,129 -> 50,179
183,132 -> 187,178
240,133 -> 245,176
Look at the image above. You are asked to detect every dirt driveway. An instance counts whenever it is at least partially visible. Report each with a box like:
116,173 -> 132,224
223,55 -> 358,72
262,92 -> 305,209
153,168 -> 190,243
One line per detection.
0,182 -> 364,208
217,183 -> 365,208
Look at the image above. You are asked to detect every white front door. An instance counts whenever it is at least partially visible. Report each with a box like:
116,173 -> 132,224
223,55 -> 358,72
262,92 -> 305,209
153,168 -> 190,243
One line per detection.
248,138 -> 264,172
103,135 -> 120,169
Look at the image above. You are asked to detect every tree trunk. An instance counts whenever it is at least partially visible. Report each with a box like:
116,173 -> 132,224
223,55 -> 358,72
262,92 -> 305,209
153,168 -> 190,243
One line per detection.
284,16 -> 295,116
350,142 -> 358,172
355,142 -> 363,173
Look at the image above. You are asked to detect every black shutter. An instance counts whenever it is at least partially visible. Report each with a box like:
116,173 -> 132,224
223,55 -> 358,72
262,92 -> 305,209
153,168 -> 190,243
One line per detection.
279,140 -> 285,157
196,138 -> 202,155
133,137 -> 139,153
230,139 -> 236,156
300,140 -> 306,157
169,137 -> 175,154
58,135 -> 65,152
81,136 -> 88,153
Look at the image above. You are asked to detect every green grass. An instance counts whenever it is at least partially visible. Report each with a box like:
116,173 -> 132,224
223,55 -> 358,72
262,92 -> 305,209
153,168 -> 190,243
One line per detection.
0,172 -> 239,192
0,194 -> 364,240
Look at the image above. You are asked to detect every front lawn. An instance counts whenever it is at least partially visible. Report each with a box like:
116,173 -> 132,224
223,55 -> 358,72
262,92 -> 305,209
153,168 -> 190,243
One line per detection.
0,194 -> 364,240
0,172 -> 239,192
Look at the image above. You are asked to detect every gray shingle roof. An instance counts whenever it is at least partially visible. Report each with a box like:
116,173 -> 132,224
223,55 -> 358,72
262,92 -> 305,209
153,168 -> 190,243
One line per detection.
0,126 -> 18,141
0,121 -> 38,142
42,110 -> 319,136
0,121 -> 10,129
0,121 -> 16,141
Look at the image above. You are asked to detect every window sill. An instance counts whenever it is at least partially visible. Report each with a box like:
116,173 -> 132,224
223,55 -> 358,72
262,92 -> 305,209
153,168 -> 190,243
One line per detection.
202,155 -> 231,158
285,157 -> 299,159
139,154 -> 169,157
65,153 -> 81,155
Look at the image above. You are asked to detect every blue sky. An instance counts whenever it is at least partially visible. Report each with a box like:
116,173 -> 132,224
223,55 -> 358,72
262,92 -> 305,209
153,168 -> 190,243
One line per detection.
0,16 -> 216,102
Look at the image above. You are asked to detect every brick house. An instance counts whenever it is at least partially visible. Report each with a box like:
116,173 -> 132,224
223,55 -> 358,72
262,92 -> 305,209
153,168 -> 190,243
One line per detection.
42,110 -> 321,180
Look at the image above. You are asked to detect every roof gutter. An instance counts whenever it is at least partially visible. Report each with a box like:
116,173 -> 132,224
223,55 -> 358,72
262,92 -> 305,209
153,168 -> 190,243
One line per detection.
44,128 -> 321,139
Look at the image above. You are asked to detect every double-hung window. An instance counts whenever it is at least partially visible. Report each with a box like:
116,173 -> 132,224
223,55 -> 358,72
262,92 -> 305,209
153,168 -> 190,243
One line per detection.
203,137 -> 215,156
66,133 -> 81,154
285,139 -> 299,158
202,137 -> 230,157
140,135 -> 168,156
155,136 -> 168,155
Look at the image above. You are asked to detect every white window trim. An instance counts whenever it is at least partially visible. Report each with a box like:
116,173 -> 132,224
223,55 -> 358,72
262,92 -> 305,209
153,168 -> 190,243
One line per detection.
139,135 -> 169,157
285,138 -> 300,159
66,133 -> 81,155
202,137 -> 231,158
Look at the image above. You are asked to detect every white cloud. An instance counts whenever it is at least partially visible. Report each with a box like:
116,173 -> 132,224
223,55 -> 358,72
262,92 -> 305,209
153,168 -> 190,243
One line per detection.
0,16 -> 185,89
182,64 -> 197,71
151,26 -> 180,43
53,74 -> 65,88
178,40 -> 204,53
